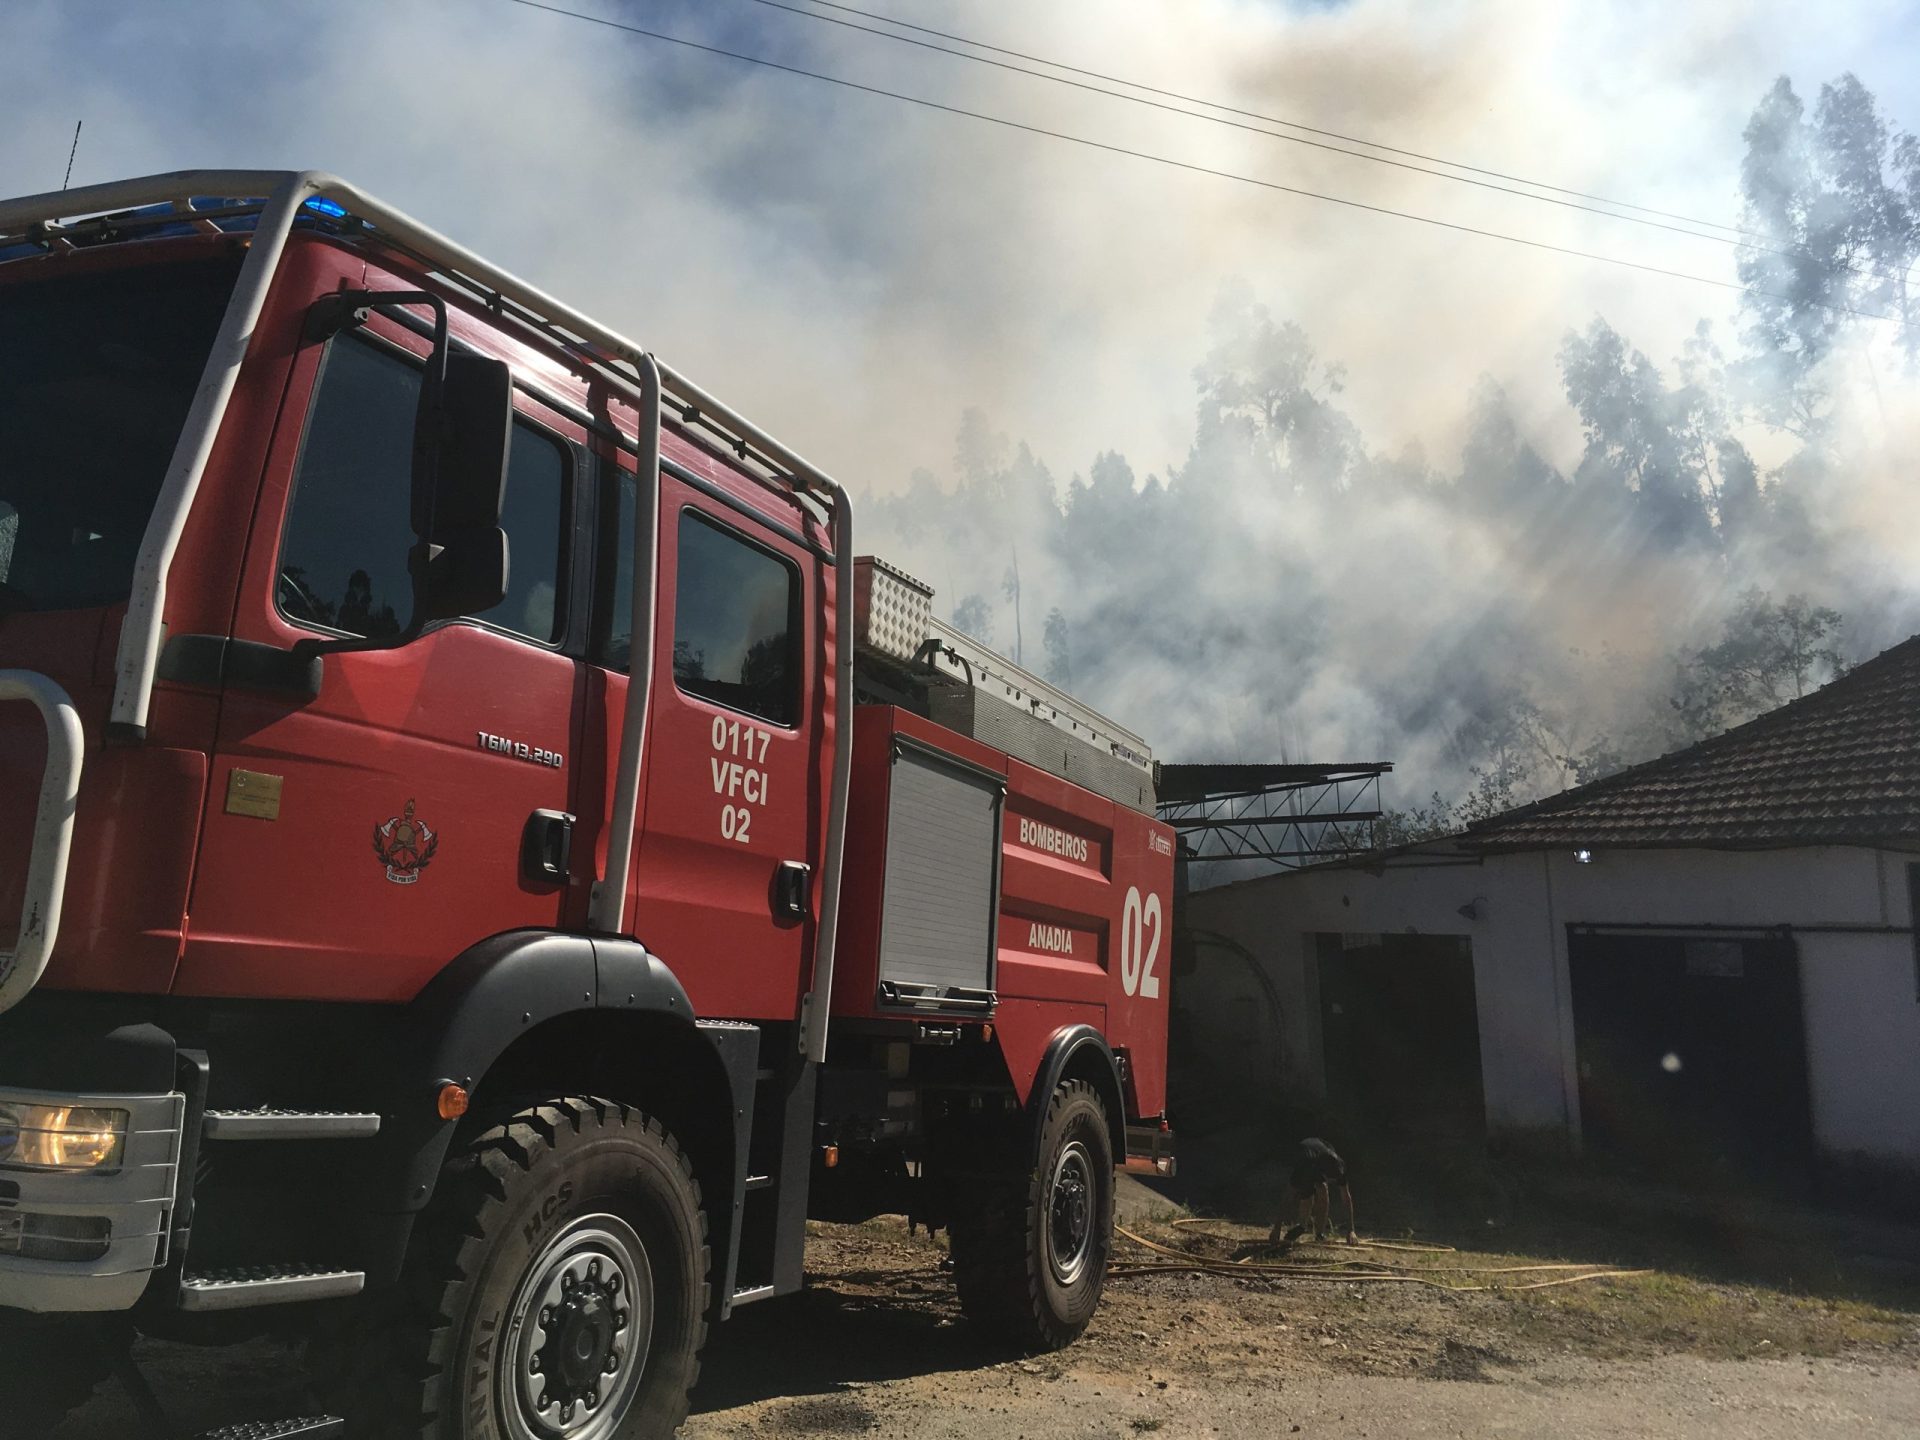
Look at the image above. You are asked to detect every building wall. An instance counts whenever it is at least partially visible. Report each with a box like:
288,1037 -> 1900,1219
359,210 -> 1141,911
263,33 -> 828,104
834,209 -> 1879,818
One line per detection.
1798,929 -> 1920,1165
1177,899 -> 1321,1100
1182,845 -> 1920,1168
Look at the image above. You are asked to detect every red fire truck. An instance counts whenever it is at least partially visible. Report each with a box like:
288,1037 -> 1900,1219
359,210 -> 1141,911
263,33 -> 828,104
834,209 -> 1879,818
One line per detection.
0,172 -> 1174,1439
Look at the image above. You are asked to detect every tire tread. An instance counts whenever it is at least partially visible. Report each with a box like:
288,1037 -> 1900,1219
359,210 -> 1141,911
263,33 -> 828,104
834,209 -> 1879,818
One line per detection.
949,1079 -> 1111,1353
315,1095 -> 709,1438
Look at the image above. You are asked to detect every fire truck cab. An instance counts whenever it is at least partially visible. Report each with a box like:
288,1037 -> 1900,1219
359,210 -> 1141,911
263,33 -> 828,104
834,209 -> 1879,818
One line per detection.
0,172 -> 1173,1440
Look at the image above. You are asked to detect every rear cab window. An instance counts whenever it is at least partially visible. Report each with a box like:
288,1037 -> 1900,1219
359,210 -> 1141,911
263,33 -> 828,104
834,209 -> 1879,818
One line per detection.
600,483 -> 803,730
671,510 -> 799,727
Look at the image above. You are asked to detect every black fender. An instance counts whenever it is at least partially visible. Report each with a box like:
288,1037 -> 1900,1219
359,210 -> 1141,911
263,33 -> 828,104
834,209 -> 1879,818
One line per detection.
366,929 -> 696,1215
1027,1024 -> 1127,1166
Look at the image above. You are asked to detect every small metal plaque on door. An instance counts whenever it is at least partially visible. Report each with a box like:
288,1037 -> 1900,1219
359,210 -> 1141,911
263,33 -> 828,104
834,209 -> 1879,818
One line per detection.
225,768 -> 284,820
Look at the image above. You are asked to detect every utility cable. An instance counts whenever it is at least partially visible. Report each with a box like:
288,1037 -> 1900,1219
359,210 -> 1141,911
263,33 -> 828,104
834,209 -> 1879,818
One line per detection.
502,0 -> 1912,330
737,0 -> 1756,260
743,0 -> 1919,293
784,0 -> 1758,244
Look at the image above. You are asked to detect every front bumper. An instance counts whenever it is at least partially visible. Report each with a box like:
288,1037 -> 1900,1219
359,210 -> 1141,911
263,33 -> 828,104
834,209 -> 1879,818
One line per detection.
0,1086 -> 185,1313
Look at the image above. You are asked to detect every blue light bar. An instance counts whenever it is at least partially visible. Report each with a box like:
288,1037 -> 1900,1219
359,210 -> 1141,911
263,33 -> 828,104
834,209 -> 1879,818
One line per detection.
303,197 -> 348,218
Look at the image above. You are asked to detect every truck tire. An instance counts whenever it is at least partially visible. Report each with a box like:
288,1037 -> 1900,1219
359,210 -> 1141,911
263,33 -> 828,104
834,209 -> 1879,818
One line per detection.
340,1096 -> 709,1440
0,1311 -> 128,1439
950,1079 -> 1113,1352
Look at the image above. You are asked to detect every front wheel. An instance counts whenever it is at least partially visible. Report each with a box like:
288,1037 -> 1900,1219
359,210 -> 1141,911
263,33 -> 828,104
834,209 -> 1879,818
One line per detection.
950,1079 -> 1114,1352
339,1097 -> 709,1440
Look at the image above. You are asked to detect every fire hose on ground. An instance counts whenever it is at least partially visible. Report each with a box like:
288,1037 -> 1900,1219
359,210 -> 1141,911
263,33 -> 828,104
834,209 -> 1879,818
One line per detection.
1109,1223 -> 1649,1292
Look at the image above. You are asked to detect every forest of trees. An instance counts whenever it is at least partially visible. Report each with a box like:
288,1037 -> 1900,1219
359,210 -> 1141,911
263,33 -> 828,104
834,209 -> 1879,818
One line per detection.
858,74 -> 1920,838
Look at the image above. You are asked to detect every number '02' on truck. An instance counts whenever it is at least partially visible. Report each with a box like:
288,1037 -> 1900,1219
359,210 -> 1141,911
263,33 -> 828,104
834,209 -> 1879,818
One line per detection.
0,172 -> 1175,1440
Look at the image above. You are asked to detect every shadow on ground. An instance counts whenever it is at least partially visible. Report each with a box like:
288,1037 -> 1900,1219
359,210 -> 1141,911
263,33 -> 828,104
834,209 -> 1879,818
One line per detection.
56,1268 -> 1011,1439
690,1260 -> 1005,1418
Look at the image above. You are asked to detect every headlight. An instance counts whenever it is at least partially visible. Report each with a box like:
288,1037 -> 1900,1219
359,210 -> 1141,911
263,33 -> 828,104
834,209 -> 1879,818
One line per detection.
0,1103 -> 128,1171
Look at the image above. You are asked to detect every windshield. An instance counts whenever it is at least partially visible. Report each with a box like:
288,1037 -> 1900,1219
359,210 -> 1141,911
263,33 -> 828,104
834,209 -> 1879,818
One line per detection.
0,257 -> 238,613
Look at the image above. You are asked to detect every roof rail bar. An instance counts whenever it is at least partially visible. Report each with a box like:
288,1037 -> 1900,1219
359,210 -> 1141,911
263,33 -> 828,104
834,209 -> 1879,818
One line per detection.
0,171 -> 853,1058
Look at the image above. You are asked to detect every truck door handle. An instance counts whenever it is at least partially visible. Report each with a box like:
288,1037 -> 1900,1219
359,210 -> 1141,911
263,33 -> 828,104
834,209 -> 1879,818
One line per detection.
774,860 -> 811,919
522,809 -> 574,885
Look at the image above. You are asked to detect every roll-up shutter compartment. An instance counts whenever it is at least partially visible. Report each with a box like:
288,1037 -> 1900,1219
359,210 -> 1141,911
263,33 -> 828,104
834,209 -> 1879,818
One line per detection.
875,739 -> 1004,1012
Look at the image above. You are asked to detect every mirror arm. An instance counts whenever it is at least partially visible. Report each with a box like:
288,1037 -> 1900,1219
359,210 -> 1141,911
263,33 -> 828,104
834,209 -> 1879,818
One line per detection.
288,611 -> 428,664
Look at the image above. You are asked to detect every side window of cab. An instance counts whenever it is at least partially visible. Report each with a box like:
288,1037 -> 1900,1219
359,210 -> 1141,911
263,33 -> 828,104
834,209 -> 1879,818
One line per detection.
599,478 -> 799,728
277,332 -> 568,644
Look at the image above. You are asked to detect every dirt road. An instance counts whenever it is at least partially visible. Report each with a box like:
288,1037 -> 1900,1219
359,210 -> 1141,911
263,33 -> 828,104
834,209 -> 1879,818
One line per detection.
53,1204 -> 1920,1438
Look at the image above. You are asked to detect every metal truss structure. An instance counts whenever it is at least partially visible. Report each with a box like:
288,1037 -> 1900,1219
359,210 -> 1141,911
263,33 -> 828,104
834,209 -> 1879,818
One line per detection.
1157,762 -> 1391,869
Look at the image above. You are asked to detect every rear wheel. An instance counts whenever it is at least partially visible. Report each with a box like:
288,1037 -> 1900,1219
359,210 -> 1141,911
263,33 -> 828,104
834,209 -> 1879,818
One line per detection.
336,1096 -> 708,1440
950,1080 -> 1113,1352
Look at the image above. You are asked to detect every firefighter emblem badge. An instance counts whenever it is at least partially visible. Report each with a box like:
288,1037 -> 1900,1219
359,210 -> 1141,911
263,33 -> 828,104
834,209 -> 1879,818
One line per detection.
373,798 -> 439,885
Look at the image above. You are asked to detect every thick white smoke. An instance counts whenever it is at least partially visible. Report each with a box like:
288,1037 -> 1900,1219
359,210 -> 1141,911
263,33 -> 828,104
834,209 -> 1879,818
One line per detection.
4,0 -> 1917,806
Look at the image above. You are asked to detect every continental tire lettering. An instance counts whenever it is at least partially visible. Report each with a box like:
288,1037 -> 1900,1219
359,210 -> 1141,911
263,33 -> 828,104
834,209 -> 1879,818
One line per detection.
1017,816 -> 1090,863
467,1311 -> 500,1428
522,1180 -> 575,1250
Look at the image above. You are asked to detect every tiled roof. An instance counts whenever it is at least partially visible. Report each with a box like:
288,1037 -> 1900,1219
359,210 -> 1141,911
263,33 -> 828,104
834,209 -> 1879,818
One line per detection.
1463,634 -> 1920,850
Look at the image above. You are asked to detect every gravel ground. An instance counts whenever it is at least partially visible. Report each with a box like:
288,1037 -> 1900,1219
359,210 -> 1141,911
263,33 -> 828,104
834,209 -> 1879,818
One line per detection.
52,1189 -> 1920,1439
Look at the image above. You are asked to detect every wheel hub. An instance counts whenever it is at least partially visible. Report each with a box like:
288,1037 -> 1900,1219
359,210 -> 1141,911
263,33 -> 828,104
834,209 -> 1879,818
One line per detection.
507,1216 -> 654,1439
539,1273 -> 619,1400
1046,1140 -> 1097,1287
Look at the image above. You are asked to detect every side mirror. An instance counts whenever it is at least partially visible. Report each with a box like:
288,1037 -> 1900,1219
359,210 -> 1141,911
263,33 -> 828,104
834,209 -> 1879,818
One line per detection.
292,290 -> 514,664
411,350 -> 512,622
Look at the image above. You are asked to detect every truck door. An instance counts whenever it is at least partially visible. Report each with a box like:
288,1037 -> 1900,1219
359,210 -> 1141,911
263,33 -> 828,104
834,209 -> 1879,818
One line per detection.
176,309 -> 591,1002
598,464 -> 819,1021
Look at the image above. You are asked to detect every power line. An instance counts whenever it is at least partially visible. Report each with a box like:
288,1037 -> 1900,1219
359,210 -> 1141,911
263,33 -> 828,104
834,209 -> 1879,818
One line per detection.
786,0 -> 1760,243
737,0 -> 1745,255
746,0 -> 1915,294
501,0 -> 1909,329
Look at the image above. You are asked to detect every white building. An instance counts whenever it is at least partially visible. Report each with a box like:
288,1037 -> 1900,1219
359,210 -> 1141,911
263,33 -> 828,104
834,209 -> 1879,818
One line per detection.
1183,636 -> 1920,1195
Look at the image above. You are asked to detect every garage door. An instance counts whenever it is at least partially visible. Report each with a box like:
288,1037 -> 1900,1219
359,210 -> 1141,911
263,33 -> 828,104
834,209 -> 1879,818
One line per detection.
1569,929 -> 1814,1192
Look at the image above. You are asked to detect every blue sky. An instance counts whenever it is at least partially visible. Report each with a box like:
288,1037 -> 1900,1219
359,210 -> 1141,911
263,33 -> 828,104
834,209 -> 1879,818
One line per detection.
5,0 -> 1918,488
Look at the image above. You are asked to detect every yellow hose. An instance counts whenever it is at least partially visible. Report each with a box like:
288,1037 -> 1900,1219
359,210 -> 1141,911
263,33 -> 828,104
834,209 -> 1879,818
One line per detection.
1110,1224 -> 1648,1293
1168,1219 -> 1457,1254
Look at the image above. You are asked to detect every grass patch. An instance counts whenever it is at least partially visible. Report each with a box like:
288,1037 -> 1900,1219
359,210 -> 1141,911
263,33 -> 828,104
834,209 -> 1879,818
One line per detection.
1497,1265 -> 1916,1361
1121,1216 -> 1920,1367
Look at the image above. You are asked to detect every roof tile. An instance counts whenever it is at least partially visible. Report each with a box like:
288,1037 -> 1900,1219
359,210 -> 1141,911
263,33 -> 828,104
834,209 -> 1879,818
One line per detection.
1463,634 -> 1920,850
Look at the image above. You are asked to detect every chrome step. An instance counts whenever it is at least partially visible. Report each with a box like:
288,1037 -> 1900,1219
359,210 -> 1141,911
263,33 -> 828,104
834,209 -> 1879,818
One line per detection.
731,1283 -> 776,1306
196,1419 -> 345,1439
179,1265 -> 365,1312
203,1108 -> 381,1140
744,1174 -> 773,1191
